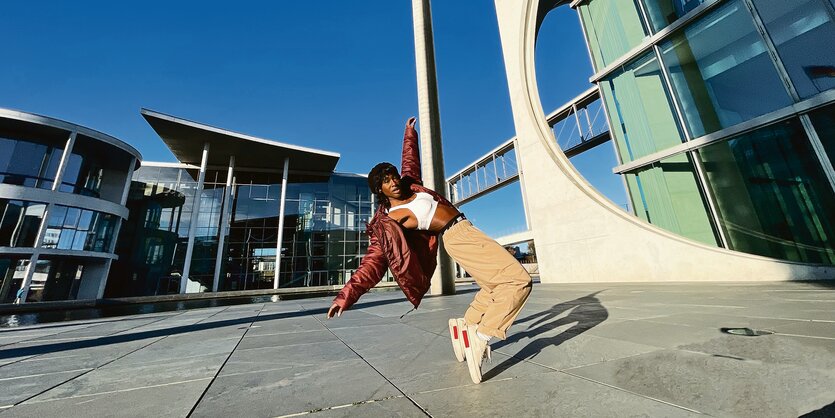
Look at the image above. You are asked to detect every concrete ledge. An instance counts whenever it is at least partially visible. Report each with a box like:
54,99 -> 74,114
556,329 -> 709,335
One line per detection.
0,281 -> 404,315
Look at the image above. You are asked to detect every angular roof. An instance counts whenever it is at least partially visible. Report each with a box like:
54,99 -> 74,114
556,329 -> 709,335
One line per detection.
141,109 -> 339,173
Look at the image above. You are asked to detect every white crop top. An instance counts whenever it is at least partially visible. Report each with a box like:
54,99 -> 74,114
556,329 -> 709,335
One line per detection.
386,192 -> 439,230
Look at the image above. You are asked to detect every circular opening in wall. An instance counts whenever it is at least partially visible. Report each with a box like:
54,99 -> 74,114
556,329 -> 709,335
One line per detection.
720,327 -> 774,337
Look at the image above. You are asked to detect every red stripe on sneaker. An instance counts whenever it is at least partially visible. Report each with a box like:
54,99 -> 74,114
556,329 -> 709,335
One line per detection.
462,330 -> 470,348
453,326 -> 458,339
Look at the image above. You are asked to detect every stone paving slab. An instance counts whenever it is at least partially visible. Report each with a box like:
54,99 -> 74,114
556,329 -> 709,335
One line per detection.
0,281 -> 831,417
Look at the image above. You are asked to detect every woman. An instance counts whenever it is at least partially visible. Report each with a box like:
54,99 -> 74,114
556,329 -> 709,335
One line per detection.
327,117 -> 532,384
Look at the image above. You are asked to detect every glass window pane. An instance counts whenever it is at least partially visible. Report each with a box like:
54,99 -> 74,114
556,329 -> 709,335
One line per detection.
47,205 -> 67,228
77,210 -> 94,231
72,231 -> 88,250
0,200 -> 45,247
808,103 -> 835,170
57,229 -> 76,249
660,0 -> 793,138
698,118 -> 835,264
625,154 -> 717,245
63,207 -> 81,228
579,0 -> 647,70
17,203 -> 45,247
642,0 -> 707,32
601,52 -> 684,162
0,258 -> 29,303
752,0 -> 835,99
0,200 -> 21,246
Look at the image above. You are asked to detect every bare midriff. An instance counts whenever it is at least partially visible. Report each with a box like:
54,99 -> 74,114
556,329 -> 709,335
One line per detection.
388,199 -> 460,232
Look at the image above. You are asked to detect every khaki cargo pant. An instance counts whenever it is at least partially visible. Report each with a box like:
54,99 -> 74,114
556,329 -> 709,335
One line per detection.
443,220 -> 532,340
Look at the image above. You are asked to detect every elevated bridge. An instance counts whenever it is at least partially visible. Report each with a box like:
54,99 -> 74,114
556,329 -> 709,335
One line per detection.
446,86 -> 610,207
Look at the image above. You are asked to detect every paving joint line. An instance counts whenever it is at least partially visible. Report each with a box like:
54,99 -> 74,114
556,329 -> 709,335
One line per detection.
0,306 -> 232,414
272,395 -> 406,418
0,309 -> 190,371
305,303 -> 433,418
0,336 -> 166,414
0,322 -> 108,350
559,369 -> 705,414
186,303 -> 268,417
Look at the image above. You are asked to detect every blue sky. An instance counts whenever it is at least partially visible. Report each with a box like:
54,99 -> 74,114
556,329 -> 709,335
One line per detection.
1,1 -> 625,238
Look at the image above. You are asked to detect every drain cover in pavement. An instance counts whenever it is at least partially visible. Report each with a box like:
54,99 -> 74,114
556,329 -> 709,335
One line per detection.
720,327 -> 774,337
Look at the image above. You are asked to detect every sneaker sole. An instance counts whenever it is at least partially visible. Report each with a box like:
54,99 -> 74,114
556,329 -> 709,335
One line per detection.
448,318 -> 465,362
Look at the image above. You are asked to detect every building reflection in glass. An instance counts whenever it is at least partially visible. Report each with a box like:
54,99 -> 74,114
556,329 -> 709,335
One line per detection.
107,165 -> 381,297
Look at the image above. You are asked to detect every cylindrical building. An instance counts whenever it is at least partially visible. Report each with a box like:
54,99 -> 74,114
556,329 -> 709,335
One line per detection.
0,109 -> 140,303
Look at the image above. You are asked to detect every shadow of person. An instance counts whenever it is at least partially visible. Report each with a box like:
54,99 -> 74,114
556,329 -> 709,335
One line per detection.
483,291 -> 608,381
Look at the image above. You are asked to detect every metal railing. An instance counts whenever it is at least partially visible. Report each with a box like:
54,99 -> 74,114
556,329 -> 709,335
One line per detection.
446,139 -> 520,206
547,86 -> 610,157
446,87 -> 611,206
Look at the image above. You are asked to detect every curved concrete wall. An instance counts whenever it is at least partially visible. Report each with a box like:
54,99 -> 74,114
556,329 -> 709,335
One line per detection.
0,108 -> 142,163
0,185 -> 130,219
0,108 -> 141,302
493,0 -> 835,282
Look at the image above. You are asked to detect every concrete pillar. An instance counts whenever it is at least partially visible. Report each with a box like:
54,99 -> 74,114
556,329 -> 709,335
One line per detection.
213,155 -> 235,293
274,157 -> 290,289
412,0 -> 455,295
16,131 -> 79,303
95,155 -> 138,299
77,259 -> 111,300
181,142 -> 210,293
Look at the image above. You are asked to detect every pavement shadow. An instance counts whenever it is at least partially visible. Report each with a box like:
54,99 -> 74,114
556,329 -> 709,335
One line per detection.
0,296 -> 414,359
801,400 -> 835,417
483,291 -> 608,381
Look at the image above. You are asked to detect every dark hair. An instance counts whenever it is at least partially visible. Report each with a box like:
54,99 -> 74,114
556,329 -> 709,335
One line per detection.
368,162 -> 399,208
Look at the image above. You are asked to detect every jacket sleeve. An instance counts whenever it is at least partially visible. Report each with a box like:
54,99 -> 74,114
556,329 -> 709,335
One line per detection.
400,125 -> 422,185
333,232 -> 389,310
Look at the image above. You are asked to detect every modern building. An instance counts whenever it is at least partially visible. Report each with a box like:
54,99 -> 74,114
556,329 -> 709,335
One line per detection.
0,108 -> 383,304
483,0 -> 835,283
4,0 -> 835,305
577,0 -> 835,264
0,109 -> 140,304
105,109 -> 378,298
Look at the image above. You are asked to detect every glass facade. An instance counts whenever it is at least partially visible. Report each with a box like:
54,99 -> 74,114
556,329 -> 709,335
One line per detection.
0,199 -> 46,248
752,0 -> 835,99
642,0 -> 707,32
0,112 -> 139,305
273,176 -> 375,289
626,153 -> 717,245
0,258 -> 28,303
659,0 -> 793,139
40,205 -> 118,252
107,167 -> 378,298
106,165 -> 197,297
188,172 -> 227,292
809,103 -> 835,170
60,152 -> 104,197
576,0 -> 835,263
601,52 -> 684,162
578,0 -> 647,70
0,136 -> 64,190
25,258 -> 85,303
698,119 -> 835,263
220,182 -> 281,291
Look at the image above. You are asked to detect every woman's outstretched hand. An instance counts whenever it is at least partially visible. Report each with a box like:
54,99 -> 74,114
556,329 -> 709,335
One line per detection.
406,117 -> 416,129
327,303 -> 344,319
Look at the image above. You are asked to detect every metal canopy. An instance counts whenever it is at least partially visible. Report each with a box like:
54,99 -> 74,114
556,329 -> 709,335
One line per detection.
141,108 -> 340,173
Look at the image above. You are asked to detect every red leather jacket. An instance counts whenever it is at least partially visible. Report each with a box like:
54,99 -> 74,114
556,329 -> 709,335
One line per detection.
333,125 -> 453,310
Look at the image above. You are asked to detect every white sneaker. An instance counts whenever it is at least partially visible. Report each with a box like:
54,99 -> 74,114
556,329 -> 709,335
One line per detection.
461,322 -> 491,384
448,318 -> 466,362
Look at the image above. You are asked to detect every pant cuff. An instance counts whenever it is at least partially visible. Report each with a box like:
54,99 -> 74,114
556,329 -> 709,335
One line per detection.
466,322 -> 506,340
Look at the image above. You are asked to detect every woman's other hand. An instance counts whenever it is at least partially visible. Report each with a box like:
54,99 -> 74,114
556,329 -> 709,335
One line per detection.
327,303 -> 344,319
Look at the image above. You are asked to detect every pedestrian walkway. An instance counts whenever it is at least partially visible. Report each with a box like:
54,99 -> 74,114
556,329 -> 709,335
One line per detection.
0,282 -> 833,417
